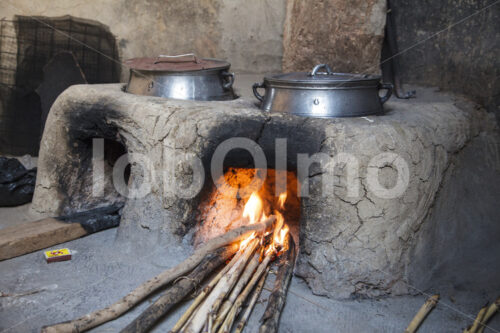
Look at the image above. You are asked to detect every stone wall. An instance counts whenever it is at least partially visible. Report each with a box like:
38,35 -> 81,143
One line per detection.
282,0 -> 387,73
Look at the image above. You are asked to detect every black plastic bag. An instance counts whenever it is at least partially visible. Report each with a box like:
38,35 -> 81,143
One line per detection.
0,157 -> 36,207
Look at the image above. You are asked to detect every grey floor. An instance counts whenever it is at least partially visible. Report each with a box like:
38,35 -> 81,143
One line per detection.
0,206 -> 498,333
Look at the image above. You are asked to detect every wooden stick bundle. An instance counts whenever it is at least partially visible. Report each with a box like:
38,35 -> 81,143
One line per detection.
218,249 -> 275,333
234,266 -> 269,333
170,249 -> 246,333
259,233 -> 296,333
212,252 -> 261,331
42,217 -> 275,333
183,238 -> 259,333
120,246 -> 235,333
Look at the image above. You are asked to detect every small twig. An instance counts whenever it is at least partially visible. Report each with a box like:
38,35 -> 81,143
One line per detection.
0,288 -> 45,298
404,294 -> 439,333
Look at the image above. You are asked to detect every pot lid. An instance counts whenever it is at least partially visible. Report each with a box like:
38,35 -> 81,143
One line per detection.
124,53 -> 230,72
266,64 -> 380,85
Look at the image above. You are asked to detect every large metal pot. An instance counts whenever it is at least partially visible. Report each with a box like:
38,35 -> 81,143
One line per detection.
125,54 -> 236,101
252,64 -> 393,118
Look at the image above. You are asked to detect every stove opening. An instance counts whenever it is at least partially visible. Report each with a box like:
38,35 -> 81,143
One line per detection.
195,167 -> 300,248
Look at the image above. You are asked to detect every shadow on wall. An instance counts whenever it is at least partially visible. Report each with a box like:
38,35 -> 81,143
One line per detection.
0,15 -> 120,156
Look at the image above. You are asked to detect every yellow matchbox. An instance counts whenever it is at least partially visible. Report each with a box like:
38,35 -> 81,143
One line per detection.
44,248 -> 72,263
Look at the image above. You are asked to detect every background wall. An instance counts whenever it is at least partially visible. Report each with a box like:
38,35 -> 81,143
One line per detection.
391,0 -> 499,119
0,0 -> 287,77
1,0 -> 499,157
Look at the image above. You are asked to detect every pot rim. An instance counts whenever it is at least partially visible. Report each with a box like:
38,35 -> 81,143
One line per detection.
264,72 -> 382,86
125,57 -> 231,74
129,66 -> 230,76
263,73 -> 382,89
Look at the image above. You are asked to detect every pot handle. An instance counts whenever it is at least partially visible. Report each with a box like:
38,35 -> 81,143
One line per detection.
252,82 -> 265,102
310,64 -> 333,76
154,53 -> 199,64
222,71 -> 235,90
378,82 -> 393,104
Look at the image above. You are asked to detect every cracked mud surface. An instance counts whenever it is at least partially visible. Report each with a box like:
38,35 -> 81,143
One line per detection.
31,78 -> 498,299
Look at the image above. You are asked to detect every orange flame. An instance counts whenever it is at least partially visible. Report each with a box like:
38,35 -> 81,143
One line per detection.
273,211 -> 284,241
242,192 -> 263,224
277,224 -> 289,246
240,191 -> 290,255
278,192 -> 287,209
264,210 -> 289,255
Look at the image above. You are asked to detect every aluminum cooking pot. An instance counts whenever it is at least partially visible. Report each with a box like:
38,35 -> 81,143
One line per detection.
125,54 -> 236,101
252,64 -> 393,118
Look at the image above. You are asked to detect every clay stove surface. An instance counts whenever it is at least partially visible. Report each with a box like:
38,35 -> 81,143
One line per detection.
0,75 -> 499,332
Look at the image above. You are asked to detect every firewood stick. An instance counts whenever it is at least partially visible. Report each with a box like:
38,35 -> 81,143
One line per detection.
465,304 -> 488,333
218,248 -> 275,333
183,238 -> 259,333
234,266 -> 269,333
120,246 -> 235,333
404,294 -> 440,333
212,252 -> 261,331
259,233 -> 296,333
476,297 -> 500,333
42,216 -> 276,333
171,248 -> 247,333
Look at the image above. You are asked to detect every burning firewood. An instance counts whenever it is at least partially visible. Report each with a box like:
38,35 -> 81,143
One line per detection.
120,246 -> 235,333
41,216 -> 275,333
404,294 -> 439,333
259,232 -> 296,333
172,193 -> 293,333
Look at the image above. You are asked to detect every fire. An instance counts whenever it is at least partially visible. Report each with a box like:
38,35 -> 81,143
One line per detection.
240,192 -> 290,255
242,192 -> 263,224
278,192 -> 287,209
273,211 -> 284,242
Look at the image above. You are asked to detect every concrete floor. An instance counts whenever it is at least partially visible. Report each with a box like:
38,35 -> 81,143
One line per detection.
0,206 -> 498,332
